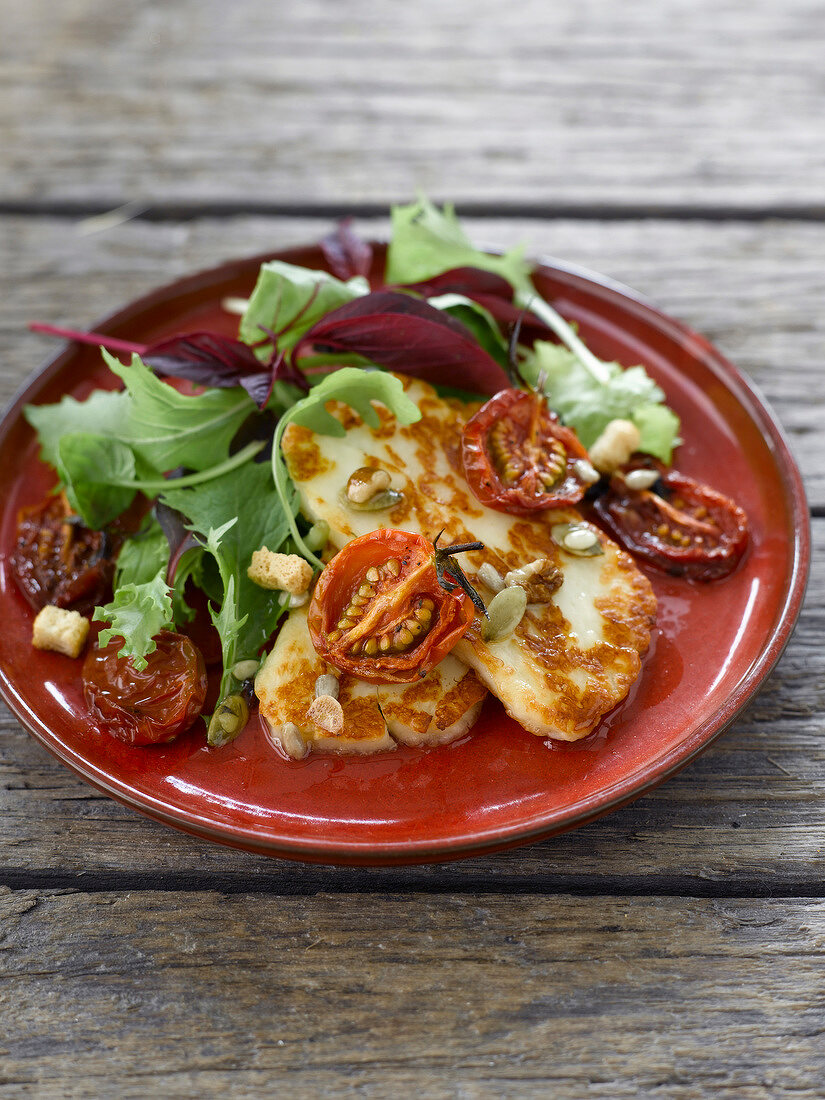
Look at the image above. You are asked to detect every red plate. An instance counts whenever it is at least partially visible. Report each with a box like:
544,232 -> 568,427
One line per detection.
0,245 -> 810,864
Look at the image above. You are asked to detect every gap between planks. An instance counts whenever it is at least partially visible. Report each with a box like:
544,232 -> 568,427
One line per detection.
3,868 -> 825,899
3,199 -> 825,223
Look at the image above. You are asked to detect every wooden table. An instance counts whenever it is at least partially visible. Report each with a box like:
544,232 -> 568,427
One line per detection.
2,2 -> 823,1094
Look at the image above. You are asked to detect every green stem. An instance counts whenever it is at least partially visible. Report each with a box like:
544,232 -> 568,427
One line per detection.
271,418 -> 324,570
516,291 -> 612,386
123,441 -> 265,493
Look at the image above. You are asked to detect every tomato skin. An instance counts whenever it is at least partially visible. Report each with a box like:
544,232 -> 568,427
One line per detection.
462,389 -> 590,514
82,631 -> 208,746
593,466 -> 749,581
12,495 -> 115,614
307,530 -> 475,684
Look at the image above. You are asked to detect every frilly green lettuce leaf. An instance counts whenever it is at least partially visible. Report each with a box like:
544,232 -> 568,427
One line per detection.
93,570 -> 174,671
520,341 -> 680,463
114,515 -> 202,625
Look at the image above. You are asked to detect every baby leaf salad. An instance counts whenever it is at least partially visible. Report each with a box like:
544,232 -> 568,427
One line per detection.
21,196 -> 741,750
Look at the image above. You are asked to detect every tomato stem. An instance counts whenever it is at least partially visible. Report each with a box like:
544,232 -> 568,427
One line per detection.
433,538 -> 488,617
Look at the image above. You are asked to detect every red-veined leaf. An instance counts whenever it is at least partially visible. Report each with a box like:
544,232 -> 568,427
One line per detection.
142,331 -> 309,406
28,323 -> 308,408
300,291 -> 511,395
320,219 -> 373,280
396,266 -> 552,344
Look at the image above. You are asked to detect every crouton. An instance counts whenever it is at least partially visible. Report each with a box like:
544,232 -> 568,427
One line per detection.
247,547 -> 313,595
32,605 -> 90,658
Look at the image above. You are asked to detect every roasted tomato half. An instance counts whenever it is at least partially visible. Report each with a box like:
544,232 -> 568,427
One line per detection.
461,388 -> 591,514
307,530 -> 477,684
83,631 -> 208,746
12,494 -> 115,614
593,464 -> 749,581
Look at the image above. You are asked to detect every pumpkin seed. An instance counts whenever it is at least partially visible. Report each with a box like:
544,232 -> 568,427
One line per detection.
207,694 -> 250,747
482,585 -> 527,642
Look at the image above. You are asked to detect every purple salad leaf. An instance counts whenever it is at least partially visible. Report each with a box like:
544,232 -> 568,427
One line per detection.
320,219 -> 374,280
142,331 -> 309,407
299,291 -> 511,395
397,266 -> 553,345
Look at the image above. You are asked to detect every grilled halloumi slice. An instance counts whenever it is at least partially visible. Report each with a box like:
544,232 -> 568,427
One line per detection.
377,652 -> 488,747
282,375 -> 656,741
255,606 -> 488,757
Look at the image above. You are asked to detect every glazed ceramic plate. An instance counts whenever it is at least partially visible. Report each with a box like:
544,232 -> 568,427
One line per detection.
0,245 -> 810,865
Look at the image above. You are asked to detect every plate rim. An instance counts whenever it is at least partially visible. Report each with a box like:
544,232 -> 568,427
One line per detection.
0,245 -> 811,864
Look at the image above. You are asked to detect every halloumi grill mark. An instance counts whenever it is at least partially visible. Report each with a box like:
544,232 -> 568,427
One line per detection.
281,374 -> 656,741
255,606 -> 488,757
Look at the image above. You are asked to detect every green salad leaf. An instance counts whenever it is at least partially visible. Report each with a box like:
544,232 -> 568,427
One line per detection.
239,260 -> 369,358
386,196 -> 533,294
24,389 -> 131,470
102,350 -> 255,472
629,403 -> 682,465
114,516 -> 169,589
54,427 -> 265,529
56,432 -> 138,528
115,515 -> 202,625
93,570 -> 174,671
288,366 -> 421,437
161,460 -> 296,703
427,292 -> 508,365
271,367 -> 421,566
520,341 -> 681,462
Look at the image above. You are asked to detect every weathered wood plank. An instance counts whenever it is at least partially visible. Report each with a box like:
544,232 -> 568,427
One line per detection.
0,516 -> 820,886
2,0 -> 825,209
2,215 -> 822,502
1,889 -> 823,1097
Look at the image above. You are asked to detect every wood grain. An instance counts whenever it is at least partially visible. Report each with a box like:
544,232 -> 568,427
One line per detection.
1,888 -> 824,1097
4,3 -> 823,1090
3,0 -> 825,210
2,214 -> 823,504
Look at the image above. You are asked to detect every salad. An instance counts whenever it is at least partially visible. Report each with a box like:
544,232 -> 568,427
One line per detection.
14,197 -> 749,753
